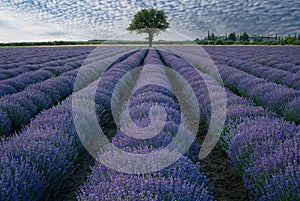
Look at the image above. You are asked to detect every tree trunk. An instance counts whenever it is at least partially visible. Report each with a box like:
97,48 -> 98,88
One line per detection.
148,32 -> 154,47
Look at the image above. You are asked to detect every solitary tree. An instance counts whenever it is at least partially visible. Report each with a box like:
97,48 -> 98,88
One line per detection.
127,9 -> 169,47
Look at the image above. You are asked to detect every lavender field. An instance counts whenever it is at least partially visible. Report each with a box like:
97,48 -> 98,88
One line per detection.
0,46 -> 299,201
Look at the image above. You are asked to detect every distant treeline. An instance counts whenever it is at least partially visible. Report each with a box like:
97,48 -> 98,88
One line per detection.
195,31 -> 300,45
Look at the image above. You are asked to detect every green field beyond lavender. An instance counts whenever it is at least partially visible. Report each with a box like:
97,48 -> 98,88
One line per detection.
0,46 -> 299,201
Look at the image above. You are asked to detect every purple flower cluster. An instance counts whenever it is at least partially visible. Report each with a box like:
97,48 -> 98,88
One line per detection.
77,49 -> 213,201
0,73 -> 75,136
77,157 -> 213,201
0,104 -> 83,201
225,117 -> 299,201
283,96 -> 300,124
0,46 -> 134,97
0,84 -> 17,96
0,108 -> 11,135
158,49 -> 213,126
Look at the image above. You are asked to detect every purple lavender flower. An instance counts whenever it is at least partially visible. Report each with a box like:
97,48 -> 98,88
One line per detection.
283,96 -> 300,124
77,157 -> 213,201
0,104 -> 85,200
0,84 -> 17,97
243,135 -> 299,201
226,116 -> 296,174
0,99 -> 30,135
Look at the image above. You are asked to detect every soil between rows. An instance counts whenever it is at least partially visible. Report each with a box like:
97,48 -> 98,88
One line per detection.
197,125 -> 250,201
198,146 -> 250,201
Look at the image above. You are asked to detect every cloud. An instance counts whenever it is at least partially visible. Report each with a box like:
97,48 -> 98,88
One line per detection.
0,0 -> 299,42
0,9 -> 80,42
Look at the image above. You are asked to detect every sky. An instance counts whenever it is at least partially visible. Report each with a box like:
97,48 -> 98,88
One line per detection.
0,0 -> 299,42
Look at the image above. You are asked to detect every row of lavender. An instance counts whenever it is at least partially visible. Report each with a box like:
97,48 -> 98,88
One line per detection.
0,47 -> 100,97
217,64 -> 300,123
204,46 -> 300,73
164,46 -> 300,124
0,47 -> 94,80
77,49 -> 213,200
204,47 -> 300,93
0,47 -> 137,136
0,47 -> 141,201
211,54 -> 300,90
173,46 -> 300,91
0,53 -> 87,97
0,47 -> 90,66
159,48 -> 299,201
204,47 -> 300,122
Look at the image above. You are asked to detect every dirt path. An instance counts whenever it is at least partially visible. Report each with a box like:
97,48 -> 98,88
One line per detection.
53,121 -> 117,201
197,126 -> 250,201
53,150 -> 95,201
199,147 -> 250,201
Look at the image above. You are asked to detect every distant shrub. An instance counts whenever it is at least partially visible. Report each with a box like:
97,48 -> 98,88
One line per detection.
224,40 -> 234,45
292,40 -> 300,45
215,39 -> 224,45
261,40 -> 280,45
195,40 -> 208,45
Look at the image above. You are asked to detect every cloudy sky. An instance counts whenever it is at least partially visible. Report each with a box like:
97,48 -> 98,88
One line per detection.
0,0 -> 299,42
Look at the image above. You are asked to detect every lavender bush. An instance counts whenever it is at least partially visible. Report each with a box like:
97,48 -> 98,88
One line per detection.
0,105 -> 82,201
224,117 -> 299,200
77,157 -> 213,201
283,96 -> 300,124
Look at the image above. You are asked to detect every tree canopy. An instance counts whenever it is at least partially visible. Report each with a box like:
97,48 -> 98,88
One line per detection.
240,32 -> 250,41
228,32 -> 237,41
127,9 -> 169,47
